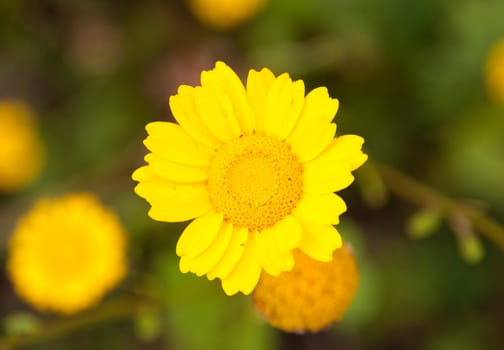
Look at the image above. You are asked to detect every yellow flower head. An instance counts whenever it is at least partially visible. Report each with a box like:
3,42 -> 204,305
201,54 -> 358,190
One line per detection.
485,39 -> 504,103
133,61 -> 367,295
0,101 -> 45,193
7,193 -> 127,314
253,245 -> 359,333
188,0 -> 266,30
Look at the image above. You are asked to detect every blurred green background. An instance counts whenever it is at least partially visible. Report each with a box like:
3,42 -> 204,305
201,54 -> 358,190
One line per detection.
1,0 -> 504,349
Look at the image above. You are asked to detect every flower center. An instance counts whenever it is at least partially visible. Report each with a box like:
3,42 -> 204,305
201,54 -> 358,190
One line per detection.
208,134 -> 303,231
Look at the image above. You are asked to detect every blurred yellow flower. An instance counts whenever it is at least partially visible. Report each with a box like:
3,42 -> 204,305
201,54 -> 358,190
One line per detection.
253,245 -> 359,333
0,101 -> 45,193
133,61 -> 367,295
7,193 -> 127,314
485,39 -> 504,103
188,0 -> 266,30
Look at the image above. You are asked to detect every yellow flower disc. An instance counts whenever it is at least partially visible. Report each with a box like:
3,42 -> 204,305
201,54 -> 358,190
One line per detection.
7,193 -> 127,314
253,245 -> 359,333
208,134 -> 303,232
0,101 -> 45,193
133,61 -> 367,296
188,0 -> 266,30
485,39 -> 504,103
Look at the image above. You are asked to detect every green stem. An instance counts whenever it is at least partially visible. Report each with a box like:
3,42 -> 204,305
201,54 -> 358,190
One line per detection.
373,161 -> 504,251
0,296 -> 146,349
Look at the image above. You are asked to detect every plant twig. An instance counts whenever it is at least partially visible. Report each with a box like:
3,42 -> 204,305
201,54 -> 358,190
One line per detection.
373,161 -> 504,251
0,296 -> 148,350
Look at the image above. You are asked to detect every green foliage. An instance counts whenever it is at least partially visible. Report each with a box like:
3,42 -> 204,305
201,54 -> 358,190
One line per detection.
406,208 -> 442,239
152,248 -> 274,350
3,312 -> 40,336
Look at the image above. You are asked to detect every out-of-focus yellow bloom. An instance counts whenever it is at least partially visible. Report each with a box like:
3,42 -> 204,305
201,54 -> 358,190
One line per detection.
0,101 -> 45,193
485,39 -> 504,103
253,245 -> 359,333
132,61 -> 367,296
188,0 -> 266,30
7,193 -> 127,315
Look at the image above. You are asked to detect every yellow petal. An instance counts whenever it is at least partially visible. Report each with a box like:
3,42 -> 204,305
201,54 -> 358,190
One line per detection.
194,85 -> 241,143
292,193 -> 347,225
179,221 -> 233,276
144,122 -> 213,167
286,87 -> 339,162
286,87 -> 339,163
287,87 -> 339,148
246,68 -> 275,133
255,230 -> 283,276
133,168 -> 212,222
303,161 -> 354,194
207,226 -> 248,280
274,215 -> 302,251
145,153 -> 208,182
132,164 -> 159,182
298,221 -> 342,262
264,74 -> 305,140
276,248 -> 295,272
288,123 -> 336,163
176,210 -> 223,257
268,225 -> 295,272
169,85 -> 222,149
201,61 -> 254,134
314,135 -> 368,171
221,234 -> 261,295
302,134 -> 367,194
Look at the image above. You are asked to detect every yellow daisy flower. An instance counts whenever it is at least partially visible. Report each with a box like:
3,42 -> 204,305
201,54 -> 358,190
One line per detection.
485,39 -> 504,103
0,100 -> 45,193
133,61 -> 367,295
188,0 -> 266,30
7,193 -> 127,314
253,245 -> 359,333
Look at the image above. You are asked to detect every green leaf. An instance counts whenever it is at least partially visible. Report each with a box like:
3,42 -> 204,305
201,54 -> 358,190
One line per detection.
3,312 -> 40,336
457,233 -> 484,264
406,208 -> 442,239
134,306 -> 163,342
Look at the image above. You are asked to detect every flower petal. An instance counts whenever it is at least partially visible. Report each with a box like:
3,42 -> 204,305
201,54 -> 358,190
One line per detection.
169,85 -> 222,149
289,87 -> 339,139
207,226 -> 248,280
288,123 -> 336,163
292,193 -> 347,225
201,61 -> 254,135
302,135 -> 367,194
176,210 -> 224,257
133,167 -> 212,222
298,221 -> 342,262
144,122 -> 213,167
313,135 -> 368,171
286,87 -> 339,160
179,221 -> 233,276
145,153 -> 208,183
264,74 -> 305,140
221,234 -> 261,295
274,215 -> 302,251
255,230 -> 284,276
194,85 -> 241,143
303,162 -> 354,194
269,225 -> 295,272
246,68 -> 275,133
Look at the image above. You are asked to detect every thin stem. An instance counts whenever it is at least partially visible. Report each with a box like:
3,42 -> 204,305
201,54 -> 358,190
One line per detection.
373,161 -> 504,252
0,296 -> 147,349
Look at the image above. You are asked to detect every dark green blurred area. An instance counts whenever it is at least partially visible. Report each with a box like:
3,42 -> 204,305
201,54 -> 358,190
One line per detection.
1,0 -> 503,349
